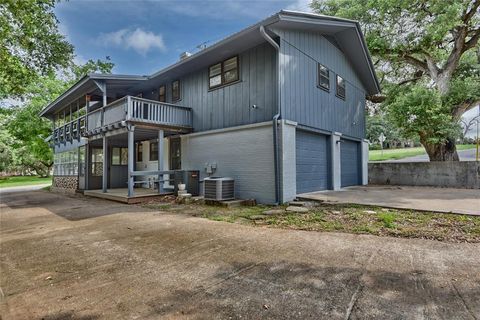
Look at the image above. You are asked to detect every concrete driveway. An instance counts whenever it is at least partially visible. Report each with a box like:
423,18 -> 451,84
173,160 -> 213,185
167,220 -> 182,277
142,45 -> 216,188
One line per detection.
1,191 -> 479,319
299,185 -> 480,215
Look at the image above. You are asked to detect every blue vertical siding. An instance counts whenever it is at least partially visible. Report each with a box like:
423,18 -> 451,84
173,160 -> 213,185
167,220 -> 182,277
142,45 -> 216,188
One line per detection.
273,28 -> 367,139
141,43 -> 277,132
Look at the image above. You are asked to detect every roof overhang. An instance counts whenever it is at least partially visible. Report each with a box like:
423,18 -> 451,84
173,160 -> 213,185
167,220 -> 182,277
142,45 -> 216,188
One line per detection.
39,74 -> 147,118
143,10 -> 380,95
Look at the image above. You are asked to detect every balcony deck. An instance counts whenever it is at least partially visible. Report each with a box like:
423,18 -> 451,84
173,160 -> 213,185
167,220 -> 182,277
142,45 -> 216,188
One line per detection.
52,96 -> 192,144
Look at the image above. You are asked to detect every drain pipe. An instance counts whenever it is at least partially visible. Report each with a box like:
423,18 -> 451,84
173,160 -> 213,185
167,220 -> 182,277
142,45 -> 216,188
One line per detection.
260,25 -> 281,204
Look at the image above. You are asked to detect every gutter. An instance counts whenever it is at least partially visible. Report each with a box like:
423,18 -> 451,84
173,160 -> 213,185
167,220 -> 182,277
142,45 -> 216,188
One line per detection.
260,25 -> 282,204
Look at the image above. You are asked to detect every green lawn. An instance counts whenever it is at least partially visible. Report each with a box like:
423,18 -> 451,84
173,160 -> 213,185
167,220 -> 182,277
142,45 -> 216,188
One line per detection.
0,176 -> 52,188
369,144 -> 476,161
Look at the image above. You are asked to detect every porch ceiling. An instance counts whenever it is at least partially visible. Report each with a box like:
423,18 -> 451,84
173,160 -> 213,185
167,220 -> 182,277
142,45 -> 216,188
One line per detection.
88,127 -> 179,146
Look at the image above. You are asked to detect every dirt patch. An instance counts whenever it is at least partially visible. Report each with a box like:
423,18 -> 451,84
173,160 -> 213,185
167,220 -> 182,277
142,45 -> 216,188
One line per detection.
143,201 -> 480,243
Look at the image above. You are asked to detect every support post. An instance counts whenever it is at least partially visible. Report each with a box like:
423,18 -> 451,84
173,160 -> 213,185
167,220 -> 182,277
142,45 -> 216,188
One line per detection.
102,135 -> 108,193
330,132 -> 342,190
157,130 -> 164,194
128,126 -> 135,197
361,139 -> 369,185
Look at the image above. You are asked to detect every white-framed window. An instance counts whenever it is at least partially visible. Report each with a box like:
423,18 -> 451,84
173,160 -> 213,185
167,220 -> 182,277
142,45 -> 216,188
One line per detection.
317,63 -> 330,91
336,75 -> 346,99
209,56 -> 239,89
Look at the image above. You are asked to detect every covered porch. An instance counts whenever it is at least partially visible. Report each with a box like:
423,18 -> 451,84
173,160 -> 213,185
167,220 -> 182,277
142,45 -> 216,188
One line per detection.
85,124 -> 182,200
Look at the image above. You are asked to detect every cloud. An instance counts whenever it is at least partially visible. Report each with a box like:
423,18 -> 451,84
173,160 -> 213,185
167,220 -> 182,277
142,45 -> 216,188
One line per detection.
286,0 -> 313,12
98,28 -> 166,55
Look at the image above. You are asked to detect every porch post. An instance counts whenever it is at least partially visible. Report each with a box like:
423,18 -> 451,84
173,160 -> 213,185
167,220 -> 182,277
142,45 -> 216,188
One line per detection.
158,130 -> 164,194
102,135 -> 108,193
128,126 -> 135,197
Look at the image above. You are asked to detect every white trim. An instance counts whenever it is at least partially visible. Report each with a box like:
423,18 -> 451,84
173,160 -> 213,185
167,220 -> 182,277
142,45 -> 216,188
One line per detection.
182,121 -> 273,138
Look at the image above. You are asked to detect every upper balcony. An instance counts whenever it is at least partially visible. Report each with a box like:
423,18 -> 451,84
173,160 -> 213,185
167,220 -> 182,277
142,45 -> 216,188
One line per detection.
52,96 -> 192,145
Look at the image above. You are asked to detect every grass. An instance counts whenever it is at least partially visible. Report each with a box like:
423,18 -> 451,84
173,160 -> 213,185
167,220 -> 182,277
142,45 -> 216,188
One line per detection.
369,144 -> 476,161
0,176 -> 52,188
143,200 -> 480,243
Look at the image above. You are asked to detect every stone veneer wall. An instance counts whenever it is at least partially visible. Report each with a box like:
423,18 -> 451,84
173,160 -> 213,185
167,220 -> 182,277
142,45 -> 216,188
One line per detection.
52,176 -> 78,193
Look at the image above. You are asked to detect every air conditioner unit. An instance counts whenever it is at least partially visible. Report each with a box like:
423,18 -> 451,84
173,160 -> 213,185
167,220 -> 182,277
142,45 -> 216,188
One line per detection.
204,177 -> 234,201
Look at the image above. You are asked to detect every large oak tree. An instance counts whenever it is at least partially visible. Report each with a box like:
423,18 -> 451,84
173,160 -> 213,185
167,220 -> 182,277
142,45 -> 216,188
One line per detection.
312,0 -> 480,160
0,0 -> 73,98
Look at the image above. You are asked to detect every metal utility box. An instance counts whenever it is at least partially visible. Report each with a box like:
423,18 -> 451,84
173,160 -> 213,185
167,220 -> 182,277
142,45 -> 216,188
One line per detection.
173,170 -> 200,196
204,177 -> 235,201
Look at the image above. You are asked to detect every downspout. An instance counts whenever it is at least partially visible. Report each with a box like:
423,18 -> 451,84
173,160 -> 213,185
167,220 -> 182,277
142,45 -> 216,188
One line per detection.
260,25 -> 282,204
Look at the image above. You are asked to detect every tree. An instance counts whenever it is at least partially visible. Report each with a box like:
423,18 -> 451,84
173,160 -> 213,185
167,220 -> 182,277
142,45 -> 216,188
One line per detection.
0,0 -> 74,98
3,59 -> 114,176
460,111 -> 479,140
366,113 -> 404,148
312,0 -> 480,161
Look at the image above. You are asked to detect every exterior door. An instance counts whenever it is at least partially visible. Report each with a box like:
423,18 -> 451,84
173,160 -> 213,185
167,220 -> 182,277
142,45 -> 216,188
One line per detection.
296,130 -> 329,194
340,139 -> 361,187
170,138 -> 181,170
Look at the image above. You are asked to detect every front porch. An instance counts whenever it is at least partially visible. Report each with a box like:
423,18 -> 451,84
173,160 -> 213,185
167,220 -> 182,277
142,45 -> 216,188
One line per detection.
84,188 -> 169,204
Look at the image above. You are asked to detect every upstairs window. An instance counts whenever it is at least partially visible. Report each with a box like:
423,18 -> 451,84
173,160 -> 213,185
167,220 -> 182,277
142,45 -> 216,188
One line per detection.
158,85 -> 166,102
209,56 -> 239,89
317,64 -> 330,91
336,75 -> 346,99
172,80 -> 181,102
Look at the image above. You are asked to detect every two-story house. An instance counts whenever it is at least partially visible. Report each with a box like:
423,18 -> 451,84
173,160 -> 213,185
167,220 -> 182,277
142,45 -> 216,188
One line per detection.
40,10 -> 380,204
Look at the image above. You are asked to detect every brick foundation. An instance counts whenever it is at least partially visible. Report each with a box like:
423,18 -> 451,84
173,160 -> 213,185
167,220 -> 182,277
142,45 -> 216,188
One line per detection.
52,176 -> 78,193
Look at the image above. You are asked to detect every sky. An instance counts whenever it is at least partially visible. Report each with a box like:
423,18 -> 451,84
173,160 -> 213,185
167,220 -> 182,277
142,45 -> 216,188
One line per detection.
55,0 -> 312,76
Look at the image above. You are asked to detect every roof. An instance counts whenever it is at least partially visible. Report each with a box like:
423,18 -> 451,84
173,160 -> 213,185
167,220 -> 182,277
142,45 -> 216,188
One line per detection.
40,10 -> 380,117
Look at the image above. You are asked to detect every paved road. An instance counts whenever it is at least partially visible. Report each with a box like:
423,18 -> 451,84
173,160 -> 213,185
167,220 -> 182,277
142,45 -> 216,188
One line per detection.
1,191 -> 479,319
0,183 -> 51,195
387,148 -> 478,162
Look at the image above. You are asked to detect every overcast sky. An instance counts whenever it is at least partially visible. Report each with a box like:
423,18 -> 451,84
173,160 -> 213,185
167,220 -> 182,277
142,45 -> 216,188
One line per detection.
55,0 -> 311,75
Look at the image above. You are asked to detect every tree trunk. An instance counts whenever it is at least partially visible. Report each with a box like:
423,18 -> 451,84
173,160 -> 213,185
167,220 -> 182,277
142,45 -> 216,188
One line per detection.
421,137 -> 459,161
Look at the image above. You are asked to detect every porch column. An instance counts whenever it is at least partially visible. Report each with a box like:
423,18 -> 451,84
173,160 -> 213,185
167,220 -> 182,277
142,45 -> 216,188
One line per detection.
127,126 -> 135,197
330,132 -> 342,190
157,130 -> 164,194
102,135 -> 108,193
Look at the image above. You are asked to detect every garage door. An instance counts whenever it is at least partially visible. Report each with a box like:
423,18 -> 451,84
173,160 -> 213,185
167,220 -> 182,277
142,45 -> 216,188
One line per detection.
341,139 -> 360,187
296,130 -> 329,194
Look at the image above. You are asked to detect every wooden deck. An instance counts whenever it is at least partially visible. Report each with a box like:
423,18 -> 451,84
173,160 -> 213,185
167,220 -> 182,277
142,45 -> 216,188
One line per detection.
84,188 -> 172,204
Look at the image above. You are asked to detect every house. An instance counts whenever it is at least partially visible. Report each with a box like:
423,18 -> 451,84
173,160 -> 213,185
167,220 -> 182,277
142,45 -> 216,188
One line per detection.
40,10 -> 380,204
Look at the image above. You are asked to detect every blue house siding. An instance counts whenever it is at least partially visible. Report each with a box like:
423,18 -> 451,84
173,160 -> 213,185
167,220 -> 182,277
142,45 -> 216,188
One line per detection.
273,28 -> 366,139
141,42 -> 278,133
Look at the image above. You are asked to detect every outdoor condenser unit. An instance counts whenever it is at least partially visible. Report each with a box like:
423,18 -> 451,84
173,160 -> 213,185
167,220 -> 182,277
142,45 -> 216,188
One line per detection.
204,177 -> 234,201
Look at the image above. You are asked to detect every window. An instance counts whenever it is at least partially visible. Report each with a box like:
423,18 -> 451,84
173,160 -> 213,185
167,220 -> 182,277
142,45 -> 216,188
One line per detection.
150,142 -> 158,161
209,56 -> 239,89
318,64 -> 330,91
172,80 -> 180,102
53,149 -> 79,176
137,143 -> 143,162
112,147 -> 128,165
336,75 -> 346,99
169,138 -> 181,170
91,148 -> 103,176
158,85 -> 166,102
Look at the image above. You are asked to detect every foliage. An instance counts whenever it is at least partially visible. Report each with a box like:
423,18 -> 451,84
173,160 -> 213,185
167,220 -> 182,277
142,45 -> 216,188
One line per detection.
366,113 -> 403,148
312,0 -> 480,160
386,84 -> 461,144
1,60 -> 114,176
0,0 -> 74,98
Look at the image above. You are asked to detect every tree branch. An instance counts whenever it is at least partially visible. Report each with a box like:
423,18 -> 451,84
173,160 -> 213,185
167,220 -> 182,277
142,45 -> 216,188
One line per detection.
463,28 -> 480,52
401,54 -> 429,73
463,0 -> 480,23
366,94 -> 387,103
452,99 -> 480,119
